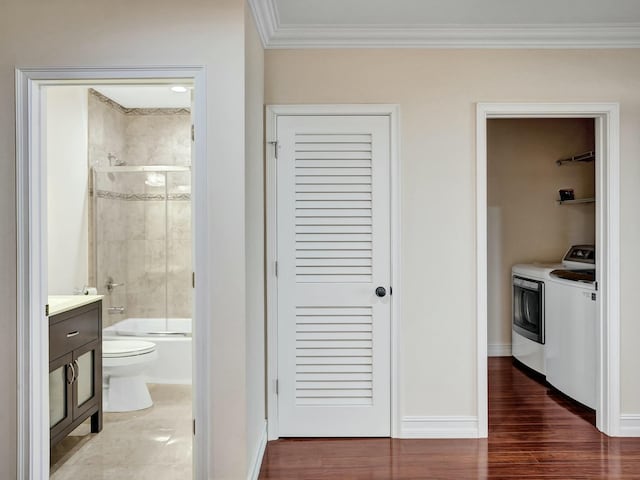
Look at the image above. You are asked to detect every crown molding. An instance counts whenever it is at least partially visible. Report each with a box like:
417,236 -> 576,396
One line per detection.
246,3 -> 640,49
268,23 -> 640,49
247,0 -> 280,47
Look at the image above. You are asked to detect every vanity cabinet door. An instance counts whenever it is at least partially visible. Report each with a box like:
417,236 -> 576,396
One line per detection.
49,353 -> 73,440
72,339 -> 102,420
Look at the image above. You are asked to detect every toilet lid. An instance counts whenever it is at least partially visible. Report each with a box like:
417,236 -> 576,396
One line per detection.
103,340 -> 156,358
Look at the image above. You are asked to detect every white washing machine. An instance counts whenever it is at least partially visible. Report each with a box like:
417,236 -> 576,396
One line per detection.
545,261 -> 597,408
511,245 -> 595,376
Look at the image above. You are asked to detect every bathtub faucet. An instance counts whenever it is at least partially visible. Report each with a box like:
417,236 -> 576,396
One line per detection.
108,306 -> 125,314
105,276 -> 125,292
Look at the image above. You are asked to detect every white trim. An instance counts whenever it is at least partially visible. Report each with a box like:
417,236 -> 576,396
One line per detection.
16,68 -> 49,480
389,106 -> 402,438
247,421 -> 268,480
15,66 -> 210,479
265,104 -> 401,439
476,103 -> 489,438
488,344 -> 512,357
246,0 -> 280,47
620,415 -> 640,437
245,9 -> 640,49
476,102 -> 621,438
265,106 -> 279,441
399,416 -> 479,439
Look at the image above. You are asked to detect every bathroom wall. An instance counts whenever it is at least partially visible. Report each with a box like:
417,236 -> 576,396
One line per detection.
244,5 -> 266,473
0,1 -> 250,476
487,118 -> 596,353
89,90 -> 192,326
47,86 -> 90,295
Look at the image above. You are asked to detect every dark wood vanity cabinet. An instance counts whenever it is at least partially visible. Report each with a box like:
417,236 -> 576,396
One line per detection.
49,301 -> 103,447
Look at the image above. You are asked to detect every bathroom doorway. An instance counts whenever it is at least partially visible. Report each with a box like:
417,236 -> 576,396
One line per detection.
16,68 -> 210,480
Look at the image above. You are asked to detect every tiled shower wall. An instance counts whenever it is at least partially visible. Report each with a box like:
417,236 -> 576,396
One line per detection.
89,91 -> 192,327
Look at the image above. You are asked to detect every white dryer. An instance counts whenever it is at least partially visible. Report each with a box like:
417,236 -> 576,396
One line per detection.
511,263 -> 557,375
511,245 -> 595,376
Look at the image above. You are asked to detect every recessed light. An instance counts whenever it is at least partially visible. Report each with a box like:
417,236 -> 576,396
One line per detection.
170,86 -> 188,93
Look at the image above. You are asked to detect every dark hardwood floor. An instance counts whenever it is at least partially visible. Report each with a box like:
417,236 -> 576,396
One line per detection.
259,357 -> 640,479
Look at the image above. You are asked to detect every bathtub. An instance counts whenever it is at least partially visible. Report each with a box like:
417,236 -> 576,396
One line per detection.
103,317 -> 192,385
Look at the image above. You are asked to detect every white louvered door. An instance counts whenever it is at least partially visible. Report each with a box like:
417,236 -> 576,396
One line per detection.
276,115 -> 391,437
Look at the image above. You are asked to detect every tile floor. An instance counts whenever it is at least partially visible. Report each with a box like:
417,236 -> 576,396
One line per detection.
50,384 -> 192,480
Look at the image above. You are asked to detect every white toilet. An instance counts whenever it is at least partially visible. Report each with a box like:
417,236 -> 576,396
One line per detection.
102,340 -> 158,412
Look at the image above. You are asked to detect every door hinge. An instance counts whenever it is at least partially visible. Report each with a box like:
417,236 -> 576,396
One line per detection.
274,261 -> 278,277
192,272 -> 195,288
191,124 -> 195,142
193,419 -> 196,436
268,140 -> 278,159
595,281 -> 598,291
275,379 -> 279,395
45,304 -> 49,316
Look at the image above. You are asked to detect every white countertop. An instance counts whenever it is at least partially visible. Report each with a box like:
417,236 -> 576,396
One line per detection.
48,295 -> 104,316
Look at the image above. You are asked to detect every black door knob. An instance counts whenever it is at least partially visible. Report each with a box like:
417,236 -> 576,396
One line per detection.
375,287 -> 387,298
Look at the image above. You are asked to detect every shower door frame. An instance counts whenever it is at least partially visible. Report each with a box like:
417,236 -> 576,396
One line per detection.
15,66 -> 209,480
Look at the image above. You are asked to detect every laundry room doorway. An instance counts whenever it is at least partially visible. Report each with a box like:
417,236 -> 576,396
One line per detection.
476,103 -> 621,438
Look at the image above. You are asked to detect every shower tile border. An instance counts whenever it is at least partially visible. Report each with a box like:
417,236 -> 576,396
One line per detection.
95,189 -> 191,202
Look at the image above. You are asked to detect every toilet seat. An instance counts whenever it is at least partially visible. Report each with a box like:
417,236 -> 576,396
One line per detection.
103,339 -> 156,358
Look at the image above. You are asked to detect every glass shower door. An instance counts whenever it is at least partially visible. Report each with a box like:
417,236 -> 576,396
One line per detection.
93,166 -> 191,334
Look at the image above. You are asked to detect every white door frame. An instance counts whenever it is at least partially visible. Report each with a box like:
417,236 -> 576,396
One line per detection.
265,104 -> 401,440
15,66 -> 210,479
476,102 -> 621,437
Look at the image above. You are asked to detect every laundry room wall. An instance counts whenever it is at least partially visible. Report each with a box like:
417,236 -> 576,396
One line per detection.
487,118 -> 596,354
265,48 -> 640,430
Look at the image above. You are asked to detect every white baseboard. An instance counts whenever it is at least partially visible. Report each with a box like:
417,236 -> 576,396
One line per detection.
399,416 -> 479,438
620,415 -> 640,437
248,420 -> 268,480
488,343 -> 512,357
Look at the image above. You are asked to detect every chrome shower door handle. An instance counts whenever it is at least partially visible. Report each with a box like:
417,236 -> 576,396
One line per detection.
105,276 -> 125,292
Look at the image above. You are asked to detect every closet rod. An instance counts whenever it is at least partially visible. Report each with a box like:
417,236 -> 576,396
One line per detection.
556,150 -> 595,166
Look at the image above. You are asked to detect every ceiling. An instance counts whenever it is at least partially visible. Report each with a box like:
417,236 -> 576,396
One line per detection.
249,0 -> 640,48
93,85 -> 191,109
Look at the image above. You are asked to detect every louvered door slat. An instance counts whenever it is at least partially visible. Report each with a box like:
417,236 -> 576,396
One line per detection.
296,209 -> 372,217
277,114 -> 390,437
295,167 -> 372,176
296,159 -> 373,168
296,134 -> 372,143
296,143 -> 372,152
295,151 -> 372,160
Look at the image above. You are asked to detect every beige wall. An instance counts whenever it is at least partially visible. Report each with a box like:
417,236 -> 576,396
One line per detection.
0,0 -> 255,478
265,49 -> 640,419
244,5 -> 266,476
487,118 -> 595,350
46,87 -> 90,296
